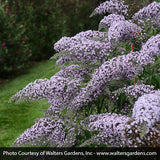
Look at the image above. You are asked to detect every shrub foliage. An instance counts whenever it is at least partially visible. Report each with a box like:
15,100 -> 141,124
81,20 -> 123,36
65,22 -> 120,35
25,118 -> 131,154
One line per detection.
0,2 -> 31,77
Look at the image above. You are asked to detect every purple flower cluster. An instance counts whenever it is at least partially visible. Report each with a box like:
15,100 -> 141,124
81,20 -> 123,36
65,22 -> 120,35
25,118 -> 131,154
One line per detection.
55,64 -> 93,81
56,39 -> 112,65
90,0 -> 128,17
108,20 -> 142,43
53,37 -> 73,52
53,30 -> 111,65
81,113 -> 130,146
12,117 -> 65,147
99,14 -> 125,30
54,30 -> 107,52
9,79 -> 49,103
113,84 -> 155,99
137,34 -> 160,65
75,30 -> 107,40
132,90 -> 160,127
9,76 -> 81,115
132,1 -> 160,29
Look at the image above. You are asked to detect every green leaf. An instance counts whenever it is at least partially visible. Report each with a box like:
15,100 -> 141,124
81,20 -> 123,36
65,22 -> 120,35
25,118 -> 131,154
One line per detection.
155,74 -> 160,87
84,130 -> 91,139
61,109 -> 67,116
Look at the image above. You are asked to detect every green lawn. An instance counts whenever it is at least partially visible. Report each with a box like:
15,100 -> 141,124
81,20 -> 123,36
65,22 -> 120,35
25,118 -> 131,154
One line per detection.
0,59 -> 59,147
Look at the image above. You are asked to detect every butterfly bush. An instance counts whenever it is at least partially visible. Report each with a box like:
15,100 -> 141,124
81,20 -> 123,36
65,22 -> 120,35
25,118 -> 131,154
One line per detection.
10,0 -> 160,147
98,14 -> 125,30
132,1 -> 160,29
90,0 -> 128,17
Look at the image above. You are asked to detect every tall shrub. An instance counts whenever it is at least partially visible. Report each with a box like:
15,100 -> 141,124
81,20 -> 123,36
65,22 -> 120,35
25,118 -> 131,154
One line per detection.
7,0 -> 69,61
10,0 -> 160,148
0,2 -> 31,78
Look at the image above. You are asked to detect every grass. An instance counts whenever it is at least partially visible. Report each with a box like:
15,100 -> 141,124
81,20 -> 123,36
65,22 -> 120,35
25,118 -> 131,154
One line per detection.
0,59 -> 60,147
